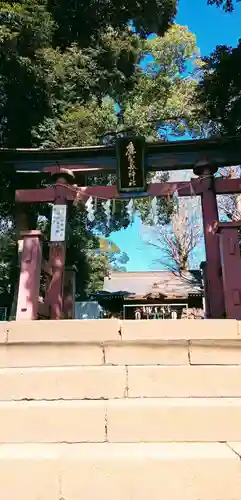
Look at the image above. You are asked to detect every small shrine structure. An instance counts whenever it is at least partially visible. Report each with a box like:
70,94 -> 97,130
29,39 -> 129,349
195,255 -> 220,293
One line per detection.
92,270 -> 203,319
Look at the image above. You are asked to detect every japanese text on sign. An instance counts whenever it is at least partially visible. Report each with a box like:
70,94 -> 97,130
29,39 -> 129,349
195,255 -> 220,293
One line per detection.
50,204 -> 67,242
116,136 -> 146,193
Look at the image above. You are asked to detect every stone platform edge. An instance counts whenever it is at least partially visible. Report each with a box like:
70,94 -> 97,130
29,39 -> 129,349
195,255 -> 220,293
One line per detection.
0,319 -> 240,344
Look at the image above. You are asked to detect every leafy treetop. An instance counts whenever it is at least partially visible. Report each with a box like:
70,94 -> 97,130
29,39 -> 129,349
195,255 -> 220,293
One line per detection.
207,0 -> 240,11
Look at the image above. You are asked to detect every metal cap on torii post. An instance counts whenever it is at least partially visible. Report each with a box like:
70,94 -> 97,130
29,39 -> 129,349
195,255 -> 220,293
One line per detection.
51,168 -> 76,187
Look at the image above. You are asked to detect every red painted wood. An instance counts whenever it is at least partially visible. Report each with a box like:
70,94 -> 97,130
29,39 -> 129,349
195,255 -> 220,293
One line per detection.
46,243 -> 66,320
15,184 -> 77,203
218,221 -> 241,228
63,267 -> 76,319
199,174 -> 225,318
218,227 -> 241,319
16,231 -> 42,320
215,178 -> 241,195
16,177 -> 241,204
173,178 -> 241,197
16,187 -> 55,203
79,182 -> 200,198
75,178 -> 241,198
43,165 -> 108,174
45,178 -> 69,320
16,182 -> 198,203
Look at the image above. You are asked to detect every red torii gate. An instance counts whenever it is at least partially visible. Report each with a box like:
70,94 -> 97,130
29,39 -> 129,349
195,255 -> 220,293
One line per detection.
15,156 -> 241,321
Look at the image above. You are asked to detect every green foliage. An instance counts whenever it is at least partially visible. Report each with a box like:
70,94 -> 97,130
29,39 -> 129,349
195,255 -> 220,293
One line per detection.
0,1 -> 55,147
207,0 -> 240,11
136,173 -> 174,226
108,251 -> 129,272
47,0 -> 176,48
198,0 -> 241,136
0,221 -> 17,307
38,206 -> 110,299
122,25 -> 201,139
43,28 -> 142,105
197,42 -> 241,136
0,0 -> 203,306
65,205 -> 110,298
54,99 -> 118,148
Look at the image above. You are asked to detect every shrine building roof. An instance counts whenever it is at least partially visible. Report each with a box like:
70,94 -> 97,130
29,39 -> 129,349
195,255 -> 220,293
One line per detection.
102,270 -> 203,300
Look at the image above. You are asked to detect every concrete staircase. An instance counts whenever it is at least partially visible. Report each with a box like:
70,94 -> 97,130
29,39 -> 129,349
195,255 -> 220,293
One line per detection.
1,319 -> 241,499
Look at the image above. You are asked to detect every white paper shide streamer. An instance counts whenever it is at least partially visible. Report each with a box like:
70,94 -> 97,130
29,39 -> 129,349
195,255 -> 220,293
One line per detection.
102,199 -> 112,227
151,196 -> 158,225
173,189 -> 179,210
85,196 -> 95,222
126,199 -> 134,223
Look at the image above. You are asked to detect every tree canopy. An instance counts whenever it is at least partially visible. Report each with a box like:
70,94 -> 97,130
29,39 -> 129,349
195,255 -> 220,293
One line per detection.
197,0 -> 241,136
0,0 -> 201,148
47,0 -> 176,48
207,0 -> 240,11
0,0 -> 205,309
197,42 -> 241,136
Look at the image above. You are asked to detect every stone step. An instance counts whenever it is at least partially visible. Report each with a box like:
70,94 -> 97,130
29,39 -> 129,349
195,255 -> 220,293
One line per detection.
127,365 -> 241,398
189,339 -> 241,365
120,319 -> 241,340
0,400 -> 106,443
0,443 -> 240,499
1,319 -> 240,344
0,366 -> 127,400
1,399 -> 241,443
106,340 -> 189,365
2,320 -> 121,343
106,398 -> 241,443
0,342 -> 105,367
1,339 -> 241,367
2,365 -> 241,400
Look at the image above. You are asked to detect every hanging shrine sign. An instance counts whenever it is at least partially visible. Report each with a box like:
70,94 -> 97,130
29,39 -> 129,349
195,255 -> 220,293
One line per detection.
116,136 -> 146,193
50,204 -> 67,242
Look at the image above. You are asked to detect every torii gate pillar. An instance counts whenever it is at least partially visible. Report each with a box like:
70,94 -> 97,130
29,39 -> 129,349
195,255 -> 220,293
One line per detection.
16,231 -> 42,320
45,170 -> 75,320
194,165 -> 225,318
217,223 -> 241,320
15,168 -> 76,320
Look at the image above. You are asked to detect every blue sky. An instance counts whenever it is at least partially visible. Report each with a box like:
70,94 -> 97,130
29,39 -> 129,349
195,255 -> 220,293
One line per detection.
177,0 -> 241,54
108,0 -> 241,272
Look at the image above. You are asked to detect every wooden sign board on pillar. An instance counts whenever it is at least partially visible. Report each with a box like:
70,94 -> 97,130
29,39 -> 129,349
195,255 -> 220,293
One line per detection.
50,205 -> 67,242
116,136 -> 146,193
